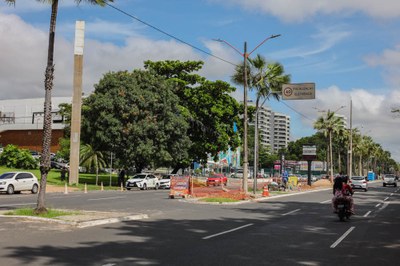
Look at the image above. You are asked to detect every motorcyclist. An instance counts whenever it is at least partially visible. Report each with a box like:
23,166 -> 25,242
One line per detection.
341,176 -> 355,214
332,174 -> 344,213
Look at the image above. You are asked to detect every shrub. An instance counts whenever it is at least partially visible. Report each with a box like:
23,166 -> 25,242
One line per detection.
0,144 -> 38,169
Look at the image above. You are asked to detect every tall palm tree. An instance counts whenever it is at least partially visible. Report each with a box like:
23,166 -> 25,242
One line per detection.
232,54 -> 290,185
314,111 -> 344,181
80,144 -> 106,186
5,0 -> 114,214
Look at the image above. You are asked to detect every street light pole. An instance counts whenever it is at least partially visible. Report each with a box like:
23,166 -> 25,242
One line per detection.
243,42 -> 249,193
215,35 -> 280,194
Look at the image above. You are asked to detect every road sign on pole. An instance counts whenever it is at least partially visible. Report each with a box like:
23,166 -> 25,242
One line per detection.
282,83 -> 315,100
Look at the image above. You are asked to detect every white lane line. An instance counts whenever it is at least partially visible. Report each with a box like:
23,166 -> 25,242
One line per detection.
0,202 -> 36,207
202,223 -> 254,240
375,203 -> 381,208
384,197 -> 389,201
363,211 -> 371,217
320,200 -> 331,204
88,196 -> 126,201
282,209 -> 301,216
330,226 -> 355,248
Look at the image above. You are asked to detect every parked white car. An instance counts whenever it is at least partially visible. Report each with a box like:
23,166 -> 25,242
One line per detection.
125,173 -> 160,190
159,174 -> 178,189
0,172 -> 39,194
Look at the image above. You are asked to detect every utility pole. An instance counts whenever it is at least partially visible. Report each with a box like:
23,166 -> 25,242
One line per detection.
243,42 -> 249,193
69,21 -> 85,185
348,99 -> 353,179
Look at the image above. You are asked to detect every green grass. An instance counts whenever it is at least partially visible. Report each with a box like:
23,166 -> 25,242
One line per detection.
0,166 -> 120,191
4,208 -> 79,218
199,197 -> 239,203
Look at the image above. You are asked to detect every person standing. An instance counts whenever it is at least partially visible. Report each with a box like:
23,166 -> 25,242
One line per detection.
118,169 -> 126,187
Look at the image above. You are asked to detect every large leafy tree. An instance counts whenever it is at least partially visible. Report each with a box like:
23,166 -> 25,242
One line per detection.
144,60 -> 241,172
4,0 -> 114,214
81,69 -> 190,173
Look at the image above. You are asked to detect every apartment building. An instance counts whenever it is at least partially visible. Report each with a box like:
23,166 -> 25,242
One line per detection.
249,102 -> 291,153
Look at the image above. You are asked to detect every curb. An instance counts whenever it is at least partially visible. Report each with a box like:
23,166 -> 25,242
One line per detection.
0,212 -> 148,228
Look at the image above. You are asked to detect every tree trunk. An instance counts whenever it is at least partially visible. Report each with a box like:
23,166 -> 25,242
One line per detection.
329,131 -> 333,182
36,0 -> 59,214
96,165 -> 99,186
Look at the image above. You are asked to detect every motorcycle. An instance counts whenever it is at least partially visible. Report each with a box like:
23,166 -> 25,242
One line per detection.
336,197 -> 352,221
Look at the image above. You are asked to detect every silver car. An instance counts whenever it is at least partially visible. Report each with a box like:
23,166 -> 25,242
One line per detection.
350,176 -> 368,192
383,174 -> 397,187
0,172 -> 39,194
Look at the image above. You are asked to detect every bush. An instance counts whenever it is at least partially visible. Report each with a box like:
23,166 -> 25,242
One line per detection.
0,145 -> 38,169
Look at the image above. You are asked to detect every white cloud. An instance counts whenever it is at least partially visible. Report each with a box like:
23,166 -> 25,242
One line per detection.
365,45 -> 400,86
210,0 -> 400,22
289,85 -> 400,161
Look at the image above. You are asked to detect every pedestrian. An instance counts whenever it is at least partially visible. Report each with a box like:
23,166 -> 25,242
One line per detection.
61,167 -> 67,181
118,169 -> 126,187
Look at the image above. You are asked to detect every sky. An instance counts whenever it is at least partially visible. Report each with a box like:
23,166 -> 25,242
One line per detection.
1,0 -> 400,162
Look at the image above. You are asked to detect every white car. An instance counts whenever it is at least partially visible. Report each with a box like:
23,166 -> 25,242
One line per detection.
0,172 -> 39,194
159,174 -> 177,189
125,173 -> 160,190
350,176 -> 368,191
383,174 -> 397,187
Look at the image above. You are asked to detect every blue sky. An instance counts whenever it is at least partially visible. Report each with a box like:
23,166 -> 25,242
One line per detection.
1,0 -> 400,161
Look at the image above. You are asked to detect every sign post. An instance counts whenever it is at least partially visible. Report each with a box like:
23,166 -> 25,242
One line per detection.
302,145 -> 317,186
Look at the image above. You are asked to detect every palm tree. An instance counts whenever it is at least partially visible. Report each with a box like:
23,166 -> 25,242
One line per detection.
5,0 -> 114,214
314,111 -> 344,181
232,54 -> 290,186
80,144 -> 106,186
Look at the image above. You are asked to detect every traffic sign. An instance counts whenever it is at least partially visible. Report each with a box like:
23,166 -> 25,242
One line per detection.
282,83 -> 315,100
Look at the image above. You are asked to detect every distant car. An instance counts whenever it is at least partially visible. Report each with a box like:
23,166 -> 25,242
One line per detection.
125,173 -> 160,190
230,169 -> 250,179
350,176 -> 368,191
0,172 -> 39,195
159,174 -> 177,189
206,173 -> 228,186
383,174 -> 397,187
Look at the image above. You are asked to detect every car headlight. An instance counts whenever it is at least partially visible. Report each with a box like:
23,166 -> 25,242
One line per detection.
0,181 -> 6,185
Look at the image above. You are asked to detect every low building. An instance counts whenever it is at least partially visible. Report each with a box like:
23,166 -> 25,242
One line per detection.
0,97 -> 71,153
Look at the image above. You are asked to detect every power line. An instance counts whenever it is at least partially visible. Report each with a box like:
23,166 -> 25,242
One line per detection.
279,101 -> 314,122
105,3 -> 237,66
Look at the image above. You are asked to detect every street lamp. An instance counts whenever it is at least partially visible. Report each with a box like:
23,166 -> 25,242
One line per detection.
215,34 -> 281,194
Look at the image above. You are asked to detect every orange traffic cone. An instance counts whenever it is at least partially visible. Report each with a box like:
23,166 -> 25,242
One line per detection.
262,185 -> 270,197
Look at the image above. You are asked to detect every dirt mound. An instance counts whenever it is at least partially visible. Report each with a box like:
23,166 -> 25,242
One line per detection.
312,179 -> 332,188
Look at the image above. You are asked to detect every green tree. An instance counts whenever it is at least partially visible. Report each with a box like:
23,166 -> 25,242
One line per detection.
80,144 -> 106,185
4,0 -> 114,214
232,55 -> 290,179
314,111 -> 344,181
0,145 -> 38,169
81,69 -> 190,173
144,60 -> 241,172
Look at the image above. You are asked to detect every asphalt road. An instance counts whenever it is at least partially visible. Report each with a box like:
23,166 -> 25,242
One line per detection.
0,182 -> 398,266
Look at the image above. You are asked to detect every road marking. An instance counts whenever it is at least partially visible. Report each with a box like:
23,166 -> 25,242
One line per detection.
282,209 -> 301,216
320,200 -> 331,204
202,223 -> 254,240
384,197 -> 389,201
363,211 -> 371,217
0,202 -> 36,207
375,203 -> 381,208
390,193 -> 394,196
88,196 -> 126,201
330,226 -> 355,248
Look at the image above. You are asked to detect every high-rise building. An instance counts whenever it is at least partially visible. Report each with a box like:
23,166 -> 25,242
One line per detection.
248,102 -> 290,153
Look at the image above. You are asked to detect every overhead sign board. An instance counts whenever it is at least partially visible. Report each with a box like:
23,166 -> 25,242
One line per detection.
302,145 -> 317,161
282,83 -> 315,100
